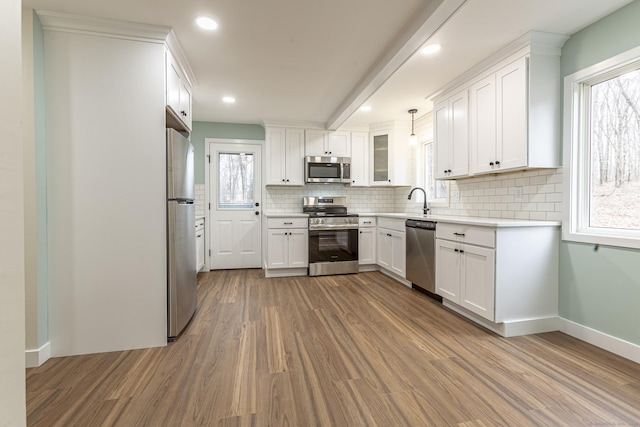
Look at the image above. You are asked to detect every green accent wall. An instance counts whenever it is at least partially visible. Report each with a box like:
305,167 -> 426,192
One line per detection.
33,10 -> 48,347
191,121 -> 265,184
559,0 -> 640,345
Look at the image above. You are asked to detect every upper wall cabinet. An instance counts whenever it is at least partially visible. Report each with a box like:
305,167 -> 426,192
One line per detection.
350,131 -> 369,186
165,49 -> 192,132
434,31 -> 568,179
305,130 -> 351,157
370,121 -> 411,186
265,127 -> 305,186
434,89 -> 469,180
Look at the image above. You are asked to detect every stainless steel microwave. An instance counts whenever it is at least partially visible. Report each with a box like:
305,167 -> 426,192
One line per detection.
304,156 -> 351,184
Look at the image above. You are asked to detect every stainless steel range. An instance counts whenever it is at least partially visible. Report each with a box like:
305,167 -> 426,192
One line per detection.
303,196 -> 359,276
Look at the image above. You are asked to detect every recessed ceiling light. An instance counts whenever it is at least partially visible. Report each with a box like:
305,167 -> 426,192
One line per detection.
421,43 -> 441,55
222,96 -> 236,104
360,105 -> 372,112
196,16 -> 218,31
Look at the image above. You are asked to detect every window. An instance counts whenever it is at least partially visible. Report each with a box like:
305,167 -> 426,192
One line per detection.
416,140 -> 448,207
218,152 -> 255,209
564,46 -> 640,249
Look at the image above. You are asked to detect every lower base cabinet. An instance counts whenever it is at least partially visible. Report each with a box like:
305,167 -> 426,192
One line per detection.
195,218 -> 205,272
376,217 -> 406,278
265,217 -> 308,272
436,238 -> 495,321
358,217 -> 377,265
435,222 -> 559,332
267,228 -> 308,269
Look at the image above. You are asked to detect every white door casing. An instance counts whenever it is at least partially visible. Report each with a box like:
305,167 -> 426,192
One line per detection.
207,140 -> 262,269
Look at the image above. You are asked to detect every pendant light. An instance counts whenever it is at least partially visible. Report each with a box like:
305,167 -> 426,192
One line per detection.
408,109 -> 418,145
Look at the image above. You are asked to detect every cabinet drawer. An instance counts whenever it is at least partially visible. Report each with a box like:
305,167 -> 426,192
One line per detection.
195,218 -> 205,231
359,217 -> 376,227
436,222 -> 495,248
267,217 -> 308,229
378,217 -> 405,232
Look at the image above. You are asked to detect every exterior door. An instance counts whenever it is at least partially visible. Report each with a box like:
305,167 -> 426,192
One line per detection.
209,142 -> 262,269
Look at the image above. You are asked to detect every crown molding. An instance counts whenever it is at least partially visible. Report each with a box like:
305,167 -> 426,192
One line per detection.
165,30 -> 198,87
426,30 -> 569,102
36,10 -> 171,43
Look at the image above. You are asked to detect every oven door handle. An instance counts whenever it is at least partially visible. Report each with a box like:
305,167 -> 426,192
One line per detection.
309,224 -> 359,231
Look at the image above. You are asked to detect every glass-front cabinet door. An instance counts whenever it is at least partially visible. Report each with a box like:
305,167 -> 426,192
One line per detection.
371,132 -> 391,185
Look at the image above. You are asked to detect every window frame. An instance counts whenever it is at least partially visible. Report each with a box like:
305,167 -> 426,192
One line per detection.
414,138 -> 449,208
563,45 -> 640,250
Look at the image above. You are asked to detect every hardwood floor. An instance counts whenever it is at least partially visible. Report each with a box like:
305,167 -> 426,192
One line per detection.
27,270 -> 640,426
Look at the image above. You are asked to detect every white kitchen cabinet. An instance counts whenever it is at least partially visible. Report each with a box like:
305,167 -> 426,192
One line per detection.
265,217 -> 308,272
469,57 -> 528,174
434,89 -> 469,179
350,131 -> 369,186
436,238 -> 495,321
305,129 -> 351,157
358,217 -> 376,265
165,50 -> 192,132
195,218 -> 205,272
376,217 -> 406,278
434,33 -> 565,179
435,220 -> 559,336
265,127 -> 304,186
370,121 -> 410,186
436,227 -> 496,321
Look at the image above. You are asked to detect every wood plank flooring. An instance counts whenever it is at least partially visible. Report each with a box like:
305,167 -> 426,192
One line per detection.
26,270 -> 640,426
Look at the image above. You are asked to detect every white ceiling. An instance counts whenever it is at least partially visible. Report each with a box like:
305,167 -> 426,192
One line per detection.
23,0 -> 634,128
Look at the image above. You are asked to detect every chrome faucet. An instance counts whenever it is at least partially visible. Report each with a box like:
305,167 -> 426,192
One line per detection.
408,187 -> 429,215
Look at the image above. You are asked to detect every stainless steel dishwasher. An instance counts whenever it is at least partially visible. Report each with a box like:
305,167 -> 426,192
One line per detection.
405,219 -> 440,300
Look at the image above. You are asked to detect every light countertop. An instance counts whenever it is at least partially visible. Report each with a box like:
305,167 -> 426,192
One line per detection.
357,212 -> 560,228
264,213 -> 309,218
263,211 -> 559,227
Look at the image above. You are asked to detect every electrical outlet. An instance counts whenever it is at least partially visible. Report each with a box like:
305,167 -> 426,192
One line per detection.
452,190 -> 460,202
515,187 -> 523,201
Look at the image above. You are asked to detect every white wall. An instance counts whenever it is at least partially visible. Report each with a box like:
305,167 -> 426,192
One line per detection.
45,28 -> 168,356
0,0 -> 27,424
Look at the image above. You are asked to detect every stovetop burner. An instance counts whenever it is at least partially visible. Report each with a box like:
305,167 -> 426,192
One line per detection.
302,196 -> 357,218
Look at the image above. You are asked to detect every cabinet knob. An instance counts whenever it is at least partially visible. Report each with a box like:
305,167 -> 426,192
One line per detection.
197,234 -> 202,238
489,162 -> 494,166
454,248 -> 459,252
460,249 -> 465,253
387,233 -> 392,237
360,231 -> 363,234
282,179 -> 285,182
448,169 -> 452,173
286,179 -> 290,182
388,180 -> 391,183
495,160 -> 501,165
444,170 -> 447,174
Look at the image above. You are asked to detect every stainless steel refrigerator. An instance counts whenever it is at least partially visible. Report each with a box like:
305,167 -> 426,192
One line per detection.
167,128 -> 197,340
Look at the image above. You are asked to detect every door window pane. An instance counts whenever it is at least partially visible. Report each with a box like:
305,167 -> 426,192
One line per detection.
218,152 -> 254,209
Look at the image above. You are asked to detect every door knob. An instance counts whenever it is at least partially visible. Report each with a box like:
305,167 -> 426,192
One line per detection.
255,202 -> 260,207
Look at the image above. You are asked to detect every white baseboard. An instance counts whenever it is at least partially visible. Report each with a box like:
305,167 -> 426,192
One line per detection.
443,300 -> 559,337
26,341 -> 51,368
559,318 -> 640,364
